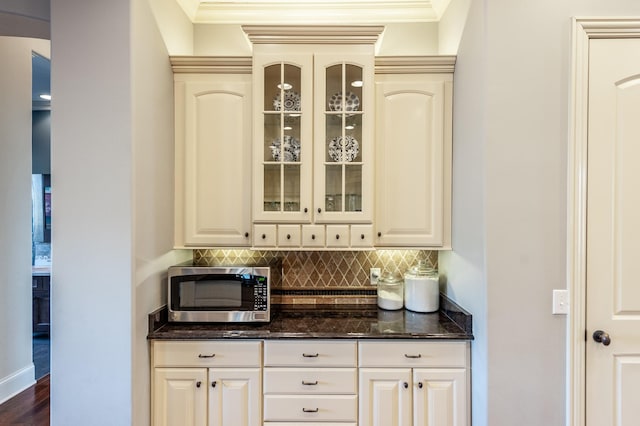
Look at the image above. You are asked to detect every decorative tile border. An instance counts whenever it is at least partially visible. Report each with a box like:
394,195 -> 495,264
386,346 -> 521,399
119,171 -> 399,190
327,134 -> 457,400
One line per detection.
193,249 -> 437,297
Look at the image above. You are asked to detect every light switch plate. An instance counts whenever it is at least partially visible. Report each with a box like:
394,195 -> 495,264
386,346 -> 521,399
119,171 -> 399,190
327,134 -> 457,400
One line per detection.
552,289 -> 569,315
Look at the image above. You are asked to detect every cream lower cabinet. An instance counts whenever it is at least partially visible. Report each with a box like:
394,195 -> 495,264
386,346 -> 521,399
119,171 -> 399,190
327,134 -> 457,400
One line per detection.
152,339 -> 469,426
263,340 -> 358,425
374,57 -> 454,249
358,341 -> 469,426
152,341 -> 262,426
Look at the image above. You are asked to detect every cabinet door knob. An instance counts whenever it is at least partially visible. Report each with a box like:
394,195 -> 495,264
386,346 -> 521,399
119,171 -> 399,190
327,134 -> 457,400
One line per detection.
317,208 -> 322,213
304,207 -> 308,213
418,382 -> 423,389
261,234 -> 266,239
211,381 -> 217,388
286,234 -> 291,240
196,381 -> 202,388
244,232 -> 249,238
377,232 -> 382,237
361,234 -> 365,240
311,234 -> 316,240
403,382 -> 408,389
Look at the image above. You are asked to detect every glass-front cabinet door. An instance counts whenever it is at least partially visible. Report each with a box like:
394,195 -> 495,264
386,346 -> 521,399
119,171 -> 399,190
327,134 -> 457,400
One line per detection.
314,54 -> 373,223
253,54 -> 313,222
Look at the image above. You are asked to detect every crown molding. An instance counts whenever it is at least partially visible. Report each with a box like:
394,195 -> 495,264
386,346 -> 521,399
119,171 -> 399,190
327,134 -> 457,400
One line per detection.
194,1 -> 443,24
375,56 -> 456,73
242,25 -> 384,44
170,56 -> 252,74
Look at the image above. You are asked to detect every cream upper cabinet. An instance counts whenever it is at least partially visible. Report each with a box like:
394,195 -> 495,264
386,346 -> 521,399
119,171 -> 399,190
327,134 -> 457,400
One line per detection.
173,57 -> 253,248
246,26 -> 382,249
374,57 -> 454,249
252,53 -> 313,223
313,53 -> 374,225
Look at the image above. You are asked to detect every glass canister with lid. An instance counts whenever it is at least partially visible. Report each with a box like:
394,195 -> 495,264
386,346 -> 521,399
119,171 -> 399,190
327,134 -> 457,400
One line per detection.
376,270 -> 404,310
404,260 -> 439,313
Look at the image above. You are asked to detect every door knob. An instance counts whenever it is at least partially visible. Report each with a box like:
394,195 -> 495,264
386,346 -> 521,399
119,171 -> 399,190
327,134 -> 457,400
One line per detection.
593,330 -> 611,346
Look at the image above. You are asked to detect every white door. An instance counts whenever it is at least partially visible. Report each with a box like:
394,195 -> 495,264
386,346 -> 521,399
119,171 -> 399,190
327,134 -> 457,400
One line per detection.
175,76 -> 252,247
359,368 -> 411,426
586,37 -> 640,426
413,369 -> 467,426
208,368 -> 261,426
153,368 -> 207,426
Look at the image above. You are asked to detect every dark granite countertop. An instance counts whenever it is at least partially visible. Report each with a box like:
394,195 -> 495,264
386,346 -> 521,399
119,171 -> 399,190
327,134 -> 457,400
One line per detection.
147,295 -> 473,341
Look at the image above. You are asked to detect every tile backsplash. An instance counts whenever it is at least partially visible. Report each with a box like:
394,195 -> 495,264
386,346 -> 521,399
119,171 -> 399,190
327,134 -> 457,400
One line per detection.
193,249 -> 437,305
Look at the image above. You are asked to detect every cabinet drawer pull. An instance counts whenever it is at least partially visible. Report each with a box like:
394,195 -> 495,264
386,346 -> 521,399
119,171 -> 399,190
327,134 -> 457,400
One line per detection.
404,353 -> 422,359
301,380 -> 318,386
302,408 -> 319,413
261,234 -> 266,239
211,381 -> 217,388
335,234 -> 340,240
302,353 -> 319,358
361,234 -> 365,239
286,234 -> 291,240
311,234 -> 316,240
196,381 -> 202,388
198,353 -> 216,358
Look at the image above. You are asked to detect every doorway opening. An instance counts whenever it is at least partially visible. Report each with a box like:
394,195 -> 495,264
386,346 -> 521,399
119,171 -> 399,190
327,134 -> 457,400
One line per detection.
31,51 -> 51,380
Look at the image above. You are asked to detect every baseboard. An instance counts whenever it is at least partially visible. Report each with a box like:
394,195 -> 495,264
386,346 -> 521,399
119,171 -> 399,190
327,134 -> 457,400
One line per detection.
0,363 -> 36,405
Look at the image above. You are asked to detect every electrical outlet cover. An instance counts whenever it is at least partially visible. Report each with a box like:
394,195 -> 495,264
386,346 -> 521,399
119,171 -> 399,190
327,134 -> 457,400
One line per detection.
370,268 -> 381,285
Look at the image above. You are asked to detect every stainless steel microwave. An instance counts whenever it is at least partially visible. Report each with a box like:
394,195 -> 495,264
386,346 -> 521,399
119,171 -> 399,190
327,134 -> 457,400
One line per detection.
168,265 -> 270,323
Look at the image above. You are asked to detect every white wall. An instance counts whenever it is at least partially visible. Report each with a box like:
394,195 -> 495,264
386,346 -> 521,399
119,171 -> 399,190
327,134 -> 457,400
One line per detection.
50,0 -> 190,423
437,0 -> 470,54
149,0 -> 194,55
0,36 -> 49,404
0,0 -> 49,39
50,0 -> 133,423
437,0 -> 487,424
131,0 -> 192,424
442,1 -> 640,425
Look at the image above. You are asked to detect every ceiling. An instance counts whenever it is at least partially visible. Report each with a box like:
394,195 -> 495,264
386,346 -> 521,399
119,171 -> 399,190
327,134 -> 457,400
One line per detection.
175,0 -> 452,24
32,52 -> 50,110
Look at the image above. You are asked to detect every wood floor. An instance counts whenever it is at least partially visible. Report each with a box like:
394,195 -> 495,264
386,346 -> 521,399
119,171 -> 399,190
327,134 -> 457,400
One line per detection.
0,374 -> 50,425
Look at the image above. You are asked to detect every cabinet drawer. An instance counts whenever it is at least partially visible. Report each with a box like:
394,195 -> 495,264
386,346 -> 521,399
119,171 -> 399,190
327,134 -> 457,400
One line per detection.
278,225 -> 301,247
350,225 -> 373,248
302,225 -> 325,247
264,395 -> 357,422
264,368 -> 356,394
253,224 -> 277,247
358,341 -> 467,368
264,341 -> 357,367
153,340 -> 261,367
325,225 -> 350,248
